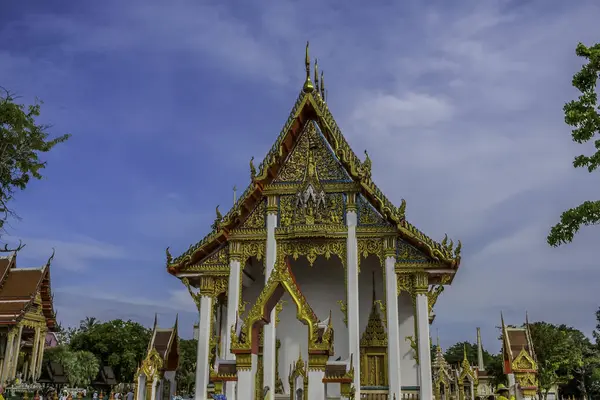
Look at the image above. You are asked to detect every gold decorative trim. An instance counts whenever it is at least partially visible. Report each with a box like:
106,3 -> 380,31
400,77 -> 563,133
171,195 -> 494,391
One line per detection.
279,239 -> 346,268
263,182 -> 359,195
235,353 -> 252,370
182,276 -> 227,304
346,192 -> 357,212
337,300 -> 348,326
266,195 -> 278,215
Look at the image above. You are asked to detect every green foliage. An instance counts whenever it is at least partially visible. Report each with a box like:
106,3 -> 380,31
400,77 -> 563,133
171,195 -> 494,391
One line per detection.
0,88 -> 70,236
529,322 -> 580,395
443,341 -> 495,367
69,319 -> 151,383
176,339 -> 197,395
43,345 -> 99,387
486,353 -> 507,389
548,42 -> 600,247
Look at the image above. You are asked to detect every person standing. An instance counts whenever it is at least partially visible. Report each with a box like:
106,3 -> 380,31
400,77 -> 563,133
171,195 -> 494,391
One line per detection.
495,384 -> 516,400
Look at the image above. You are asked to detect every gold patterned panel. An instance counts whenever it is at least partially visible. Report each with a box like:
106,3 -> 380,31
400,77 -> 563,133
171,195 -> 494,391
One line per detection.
238,198 -> 266,229
357,238 -> 384,266
181,244 -> 229,273
512,348 -> 537,371
279,239 -> 346,268
275,120 -> 350,183
357,195 -> 389,226
396,240 -> 437,266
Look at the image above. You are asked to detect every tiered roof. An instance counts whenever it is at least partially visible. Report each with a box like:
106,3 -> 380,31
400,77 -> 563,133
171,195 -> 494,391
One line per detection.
0,252 -> 56,329
167,43 -> 461,275
146,315 -> 179,371
500,313 -> 538,395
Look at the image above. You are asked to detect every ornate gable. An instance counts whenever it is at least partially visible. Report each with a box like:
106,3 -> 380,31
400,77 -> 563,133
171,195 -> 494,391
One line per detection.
512,348 -> 536,371
357,194 -> 389,227
275,121 -> 350,183
360,303 -> 387,347
238,198 -> 266,230
167,43 -> 461,275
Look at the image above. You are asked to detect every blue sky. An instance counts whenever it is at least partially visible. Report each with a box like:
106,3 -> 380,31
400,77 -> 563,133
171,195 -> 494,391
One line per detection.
1,0 -> 599,353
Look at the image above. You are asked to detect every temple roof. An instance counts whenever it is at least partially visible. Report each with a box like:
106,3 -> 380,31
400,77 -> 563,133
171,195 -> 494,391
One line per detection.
0,252 -> 57,329
167,43 -> 461,275
147,315 -> 179,371
501,313 -> 537,374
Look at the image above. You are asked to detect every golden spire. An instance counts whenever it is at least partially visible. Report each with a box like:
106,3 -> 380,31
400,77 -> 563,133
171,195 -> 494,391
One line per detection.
320,70 -> 325,99
314,58 -> 320,94
303,41 -> 314,92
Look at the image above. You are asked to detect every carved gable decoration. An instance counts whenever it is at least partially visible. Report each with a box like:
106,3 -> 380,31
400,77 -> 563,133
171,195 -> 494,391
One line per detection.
239,198 -> 266,230
360,303 -> 387,348
397,239 -> 434,265
183,244 -> 229,273
512,348 -> 537,371
141,348 -> 163,379
275,121 -> 350,183
357,194 -> 389,226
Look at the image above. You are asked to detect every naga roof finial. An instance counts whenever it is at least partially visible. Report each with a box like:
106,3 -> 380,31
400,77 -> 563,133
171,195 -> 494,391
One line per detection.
250,156 -> 257,180
303,41 -> 314,93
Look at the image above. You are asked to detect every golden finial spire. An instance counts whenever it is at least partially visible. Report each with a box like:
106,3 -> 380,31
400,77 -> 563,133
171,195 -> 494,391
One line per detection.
320,70 -> 325,99
303,41 -> 314,92
314,58 -> 320,94
371,269 -> 376,304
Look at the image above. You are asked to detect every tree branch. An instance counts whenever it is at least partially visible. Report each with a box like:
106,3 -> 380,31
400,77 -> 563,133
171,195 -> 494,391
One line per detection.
547,200 -> 600,246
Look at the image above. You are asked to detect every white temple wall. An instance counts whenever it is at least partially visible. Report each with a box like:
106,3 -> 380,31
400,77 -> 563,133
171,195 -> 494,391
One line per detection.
398,291 -> 419,387
357,256 -> 385,340
240,257 -> 265,319
276,256 -> 347,395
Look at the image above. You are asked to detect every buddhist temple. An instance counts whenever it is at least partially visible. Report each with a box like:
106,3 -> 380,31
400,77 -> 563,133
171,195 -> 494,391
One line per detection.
136,315 -> 179,400
166,43 -> 462,400
500,314 -> 539,399
0,251 -> 57,385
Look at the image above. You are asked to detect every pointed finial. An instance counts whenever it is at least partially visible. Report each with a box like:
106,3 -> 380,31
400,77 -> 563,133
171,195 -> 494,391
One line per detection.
233,185 -> 237,205
320,70 -> 325,99
303,41 -> 314,92
436,329 -> 440,348
314,58 -> 320,94
463,343 -> 468,361
174,313 -> 179,329
153,313 -> 158,328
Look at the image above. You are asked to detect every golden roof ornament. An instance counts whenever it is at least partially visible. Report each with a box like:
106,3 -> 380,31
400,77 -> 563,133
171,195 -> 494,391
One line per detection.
362,150 -> 372,178
303,41 -> 314,93
166,247 -> 173,265
320,70 -> 325,99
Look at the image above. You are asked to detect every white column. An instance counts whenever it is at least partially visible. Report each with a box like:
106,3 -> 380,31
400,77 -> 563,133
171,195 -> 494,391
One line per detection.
195,295 -> 214,400
36,330 -> 47,379
416,288 -> 432,400
384,254 -> 401,398
224,254 -> 241,400
29,326 -> 41,380
1,330 -> 15,384
237,355 -> 257,400
346,195 -> 361,398
263,199 -> 278,400
10,324 -> 22,380
308,370 -> 325,399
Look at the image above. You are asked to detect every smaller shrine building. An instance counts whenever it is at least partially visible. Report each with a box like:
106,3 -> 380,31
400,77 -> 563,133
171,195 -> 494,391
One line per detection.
0,252 -> 57,385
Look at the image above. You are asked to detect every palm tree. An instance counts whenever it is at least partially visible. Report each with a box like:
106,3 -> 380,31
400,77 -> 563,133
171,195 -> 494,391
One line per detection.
79,317 -> 98,332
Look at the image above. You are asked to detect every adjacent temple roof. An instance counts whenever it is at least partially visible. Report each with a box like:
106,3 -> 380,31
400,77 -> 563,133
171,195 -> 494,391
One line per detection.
0,251 -> 57,330
500,313 -> 538,375
166,43 -> 461,275
146,315 -> 179,372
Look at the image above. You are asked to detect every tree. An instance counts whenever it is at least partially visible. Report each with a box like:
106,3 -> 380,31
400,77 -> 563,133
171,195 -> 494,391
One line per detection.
69,319 -> 151,383
176,339 -> 197,395
443,341 -> 495,367
548,42 -> 600,247
80,317 -> 98,332
485,353 -> 507,389
559,325 -> 600,399
0,88 -> 70,242
43,345 -> 100,387
529,322 -> 580,399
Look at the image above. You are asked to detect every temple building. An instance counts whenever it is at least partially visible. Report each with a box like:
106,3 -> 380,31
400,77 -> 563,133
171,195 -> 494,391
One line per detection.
0,251 -> 57,385
136,316 -> 179,400
166,44 -> 462,400
474,328 -> 492,398
500,314 -> 539,400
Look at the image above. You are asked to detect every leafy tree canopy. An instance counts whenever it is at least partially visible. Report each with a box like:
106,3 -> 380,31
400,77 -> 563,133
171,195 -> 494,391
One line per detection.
43,345 -> 100,388
548,42 -> 600,247
443,341 -> 495,367
69,319 -> 151,383
176,339 -> 197,395
0,88 -> 70,242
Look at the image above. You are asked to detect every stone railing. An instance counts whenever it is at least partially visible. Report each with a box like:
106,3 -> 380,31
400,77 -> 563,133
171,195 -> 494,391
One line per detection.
359,391 -> 419,400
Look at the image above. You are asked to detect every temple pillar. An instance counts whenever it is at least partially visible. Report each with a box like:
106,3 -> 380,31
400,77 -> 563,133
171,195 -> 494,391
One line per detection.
236,354 -> 256,400
1,329 -> 15,384
194,290 -> 214,400
345,193 -> 361,398
414,272 -> 433,400
29,326 -> 41,380
307,369 -> 325,399
10,324 -> 23,380
263,195 -> 278,399
36,329 -> 47,380
224,243 -> 242,400
384,238 -> 401,399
